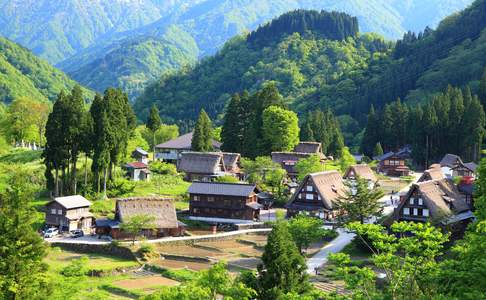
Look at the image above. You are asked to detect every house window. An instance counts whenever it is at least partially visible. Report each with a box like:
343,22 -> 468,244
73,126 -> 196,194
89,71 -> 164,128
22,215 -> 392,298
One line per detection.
418,198 -> 423,206
384,160 -> 390,166
58,209 -> 62,215
413,208 -> 418,216
193,208 -> 199,214
193,195 -> 200,201
208,196 -> 215,202
306,185 -> 313,192
403,208 -> 410,215
423,209 -> 429,217
51,209 -> 56,214
409,198 -> 414,205
306,193 -> 314,200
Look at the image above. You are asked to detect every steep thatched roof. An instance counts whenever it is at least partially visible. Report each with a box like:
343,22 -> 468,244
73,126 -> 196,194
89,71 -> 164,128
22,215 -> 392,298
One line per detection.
418,167 -> 445,182
222,152 -> 241,172
344,164 -> 377,182
271,152 -> 314,174
287,170 -> 346,210
294,142 -> 322,154
400,179 -> 470,219
440,154 -> 462,168
115,197 -> 178,229
178,152 -> 225,174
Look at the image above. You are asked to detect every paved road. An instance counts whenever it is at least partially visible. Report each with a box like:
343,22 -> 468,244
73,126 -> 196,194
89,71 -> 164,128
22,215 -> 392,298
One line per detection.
306,228 -> 355,274
306,172 -> 423,274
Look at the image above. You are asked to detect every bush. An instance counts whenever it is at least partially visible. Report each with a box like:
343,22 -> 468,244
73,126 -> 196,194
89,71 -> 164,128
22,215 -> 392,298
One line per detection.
107,177 -> 136,197
214,175 -> 239,183
149,161 -> 177,175
61,257 -> 88,277
138,243 -> 156,260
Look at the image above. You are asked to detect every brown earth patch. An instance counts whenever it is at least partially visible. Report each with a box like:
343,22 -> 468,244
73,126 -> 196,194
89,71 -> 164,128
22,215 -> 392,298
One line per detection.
114,276 -> 179,290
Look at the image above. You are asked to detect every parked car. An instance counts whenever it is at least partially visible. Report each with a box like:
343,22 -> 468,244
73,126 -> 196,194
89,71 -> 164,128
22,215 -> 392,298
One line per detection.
44,228 -> 59,238
70,229 -> 84,238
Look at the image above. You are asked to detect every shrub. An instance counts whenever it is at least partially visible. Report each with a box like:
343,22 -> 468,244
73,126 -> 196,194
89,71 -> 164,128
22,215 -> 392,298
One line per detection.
149,161 -> 177,175
138,243 -> 156,260
61,257 -> 88,277
107,177 -> 136,197
214,175 -> 239,183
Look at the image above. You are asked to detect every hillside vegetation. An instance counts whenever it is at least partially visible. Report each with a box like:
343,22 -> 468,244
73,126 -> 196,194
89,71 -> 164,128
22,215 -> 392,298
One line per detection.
0,37 -> 93,103
134,1 -> 486,135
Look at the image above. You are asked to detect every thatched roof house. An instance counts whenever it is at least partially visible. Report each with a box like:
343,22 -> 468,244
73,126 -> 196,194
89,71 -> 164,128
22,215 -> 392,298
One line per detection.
395,178 -> 472,226
271,152 -> 314,177
294,142 -> 322,155
286,171 -> 346,220
343,164 -> 377,182
418,165 -> 445,182
178,152 -> 226,181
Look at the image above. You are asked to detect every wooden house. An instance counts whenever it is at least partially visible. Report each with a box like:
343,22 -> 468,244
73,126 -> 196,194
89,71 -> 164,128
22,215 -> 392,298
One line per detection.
155,132 -> 222,162
45,195 -> 94,232
271,152 -> 315,179
222,152 -> 243,179
95,197 -> 184,239
440,154 -> 477,178
131,148 -> 149,164
177,152 -> 226,181
123,161 -> 150,181
393,179 -> 473,232
188,182 -> 262,223
376,152 -> 410,176
417,165 -> 445,182
286,171 -> 346,221
343,164 -> 377,188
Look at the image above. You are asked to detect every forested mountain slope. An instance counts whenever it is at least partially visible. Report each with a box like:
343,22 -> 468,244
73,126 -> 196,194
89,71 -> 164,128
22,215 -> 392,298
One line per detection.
134,0 -> 486,129
133,10 -> 392,122
0,37 -> 93,103
0,0 -> 470,99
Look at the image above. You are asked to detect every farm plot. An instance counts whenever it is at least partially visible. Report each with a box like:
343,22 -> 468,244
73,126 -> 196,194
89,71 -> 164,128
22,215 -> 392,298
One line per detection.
151,258 -> 212,271
155,244 -> 228,258
114,275 -> 180,290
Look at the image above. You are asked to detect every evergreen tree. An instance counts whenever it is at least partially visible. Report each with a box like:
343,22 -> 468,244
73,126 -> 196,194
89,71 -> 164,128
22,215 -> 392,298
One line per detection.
0,172 -> 50,299
221,93 -> 244,153
373,142 -> 384,158
192,109 -> 213,152
479,67 -> 486,107
334,177 -> 384,224
43,91 -> 69,196
146,104 -> 161,160
300,117 -> 315,142
257,222 -> 310,298
361,105 -> 379,157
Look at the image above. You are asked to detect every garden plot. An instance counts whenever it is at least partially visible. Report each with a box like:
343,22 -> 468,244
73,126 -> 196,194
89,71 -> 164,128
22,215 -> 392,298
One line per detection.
155,244 -> 229,258
114,275 -> 180,290
152,258 -> 212,271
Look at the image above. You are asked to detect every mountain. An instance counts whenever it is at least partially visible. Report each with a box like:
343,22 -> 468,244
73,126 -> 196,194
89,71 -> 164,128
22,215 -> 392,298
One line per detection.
0,0 -> 473,99
0,37 -> 94,103
133,0 -> 486,133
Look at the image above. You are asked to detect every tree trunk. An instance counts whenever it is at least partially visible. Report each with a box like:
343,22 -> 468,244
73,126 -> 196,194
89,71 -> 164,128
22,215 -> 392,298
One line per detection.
84,154 -> 88,192
72,154 -> 77,195
55,168 -> 59,197
109,161 -> 113,181
61,167 -> 66,196
153,132 -> 156,161
103,167 -> 108,198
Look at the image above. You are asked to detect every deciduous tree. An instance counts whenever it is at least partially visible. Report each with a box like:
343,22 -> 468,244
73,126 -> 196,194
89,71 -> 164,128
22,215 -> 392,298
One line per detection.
261,106 -> 299,154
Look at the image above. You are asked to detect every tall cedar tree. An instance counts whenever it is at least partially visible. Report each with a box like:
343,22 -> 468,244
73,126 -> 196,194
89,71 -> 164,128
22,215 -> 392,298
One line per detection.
221,93 -> 244,153
305,109 -> 344,157
0,172 -> 50,299
90,94 -> 112,195
300,115 -> 315,142
43,91 -> 69,196
257,222 -> 310,298
373,142 -> 384,158
192,109 -> 213,152
147,104 -> 162,160
479,67 -> 486,107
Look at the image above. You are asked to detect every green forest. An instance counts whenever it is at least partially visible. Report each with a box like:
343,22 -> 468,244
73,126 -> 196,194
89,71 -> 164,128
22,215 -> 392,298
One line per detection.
134,1 -> 486,153
0,37 -> 94,103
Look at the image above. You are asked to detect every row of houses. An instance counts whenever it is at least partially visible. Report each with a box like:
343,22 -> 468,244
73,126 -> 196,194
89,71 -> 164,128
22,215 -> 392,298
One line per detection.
45,195 -> 185,238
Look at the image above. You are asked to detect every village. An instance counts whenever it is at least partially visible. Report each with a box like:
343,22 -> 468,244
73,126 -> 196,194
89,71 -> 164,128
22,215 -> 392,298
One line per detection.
36,126 -> 478,298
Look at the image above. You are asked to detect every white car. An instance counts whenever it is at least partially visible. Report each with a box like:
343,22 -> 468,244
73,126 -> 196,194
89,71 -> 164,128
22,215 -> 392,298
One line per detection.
44,228 -> 59,238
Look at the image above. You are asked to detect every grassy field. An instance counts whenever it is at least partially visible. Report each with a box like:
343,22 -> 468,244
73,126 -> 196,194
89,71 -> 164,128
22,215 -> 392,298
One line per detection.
44,247 -> 182,299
